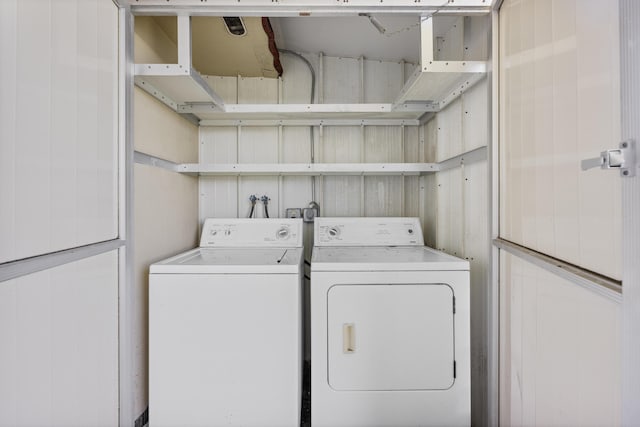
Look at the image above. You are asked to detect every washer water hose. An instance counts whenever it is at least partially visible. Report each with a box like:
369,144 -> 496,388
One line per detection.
248,195 -> 258,218
260,195 -> 271,218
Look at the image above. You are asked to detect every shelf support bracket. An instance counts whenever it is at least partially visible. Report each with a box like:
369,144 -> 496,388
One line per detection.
177,15 -> 192,69
420,15 -> 435,69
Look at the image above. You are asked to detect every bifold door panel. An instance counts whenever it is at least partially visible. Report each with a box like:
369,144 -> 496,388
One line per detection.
327,284 -> 455,391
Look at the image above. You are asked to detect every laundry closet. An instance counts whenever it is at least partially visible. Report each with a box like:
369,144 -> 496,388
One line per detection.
0,1 -> 636,426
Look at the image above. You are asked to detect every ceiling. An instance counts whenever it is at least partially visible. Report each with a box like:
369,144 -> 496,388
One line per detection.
271,15 -> 422,64
135,14 -> 464,78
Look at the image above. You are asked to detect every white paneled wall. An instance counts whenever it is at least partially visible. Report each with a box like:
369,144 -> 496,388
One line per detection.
499,0 -> 622,280
133,12 -> 201,419
0,2 -> 121,426
499,252 -> 621,427
0,0 -> 118,264
423,77 -> 490,426
0,251 -> 119,427
133,81 -> 200,419
199,54 -> 421,222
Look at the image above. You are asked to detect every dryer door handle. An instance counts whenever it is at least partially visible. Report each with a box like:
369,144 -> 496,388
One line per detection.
343,323 -> 356,353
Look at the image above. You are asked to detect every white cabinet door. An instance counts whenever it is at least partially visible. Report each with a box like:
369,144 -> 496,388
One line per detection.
327,284 -> 455,391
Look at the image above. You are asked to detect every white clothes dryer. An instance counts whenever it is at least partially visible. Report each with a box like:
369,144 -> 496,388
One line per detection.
311,217 -> 470,427
149,218 -> 303,427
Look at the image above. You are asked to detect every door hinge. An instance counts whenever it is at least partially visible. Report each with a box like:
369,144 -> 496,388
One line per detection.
453,360 -> 457,379
581,139 -> 637,177
453,296 -> 456,314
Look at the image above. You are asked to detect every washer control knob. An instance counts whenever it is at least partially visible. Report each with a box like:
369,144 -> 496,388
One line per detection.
276,226 -> 290,240
224,229 -> 231,236
210,229 -> 217,236
407,228 -> 414,235
328,227 -> 340,238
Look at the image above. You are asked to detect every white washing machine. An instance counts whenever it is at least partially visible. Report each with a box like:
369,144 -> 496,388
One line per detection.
149,218 -> 303,427
311,217 -> 470,427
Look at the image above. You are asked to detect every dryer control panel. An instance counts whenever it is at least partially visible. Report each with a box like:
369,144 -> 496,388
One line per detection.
315,217 -> 424,247
200,218 -> 303,247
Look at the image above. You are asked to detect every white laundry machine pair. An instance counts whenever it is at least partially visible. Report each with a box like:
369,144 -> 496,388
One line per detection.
310,217 -> 470,427
149,218 -> 304,427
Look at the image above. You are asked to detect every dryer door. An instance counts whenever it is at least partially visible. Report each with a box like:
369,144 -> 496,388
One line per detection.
327,283 -> 455,391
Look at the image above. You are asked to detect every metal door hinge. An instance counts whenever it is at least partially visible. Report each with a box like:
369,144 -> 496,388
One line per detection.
581,140 -> 637,177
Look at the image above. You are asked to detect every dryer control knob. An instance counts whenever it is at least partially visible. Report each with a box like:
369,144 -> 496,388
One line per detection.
328,227 -> 340,238
276,227 -> 290,240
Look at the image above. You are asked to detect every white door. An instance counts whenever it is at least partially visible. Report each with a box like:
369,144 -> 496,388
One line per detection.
496,0 -> 640,425
327,283 -> 455,391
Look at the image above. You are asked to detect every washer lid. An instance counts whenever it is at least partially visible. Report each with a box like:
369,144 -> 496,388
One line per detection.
150,247 -> 303,274
311,246 -> 468,271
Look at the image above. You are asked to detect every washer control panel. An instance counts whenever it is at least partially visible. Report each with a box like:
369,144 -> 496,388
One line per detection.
200,218 -> 303,247
315,217 -> 424,247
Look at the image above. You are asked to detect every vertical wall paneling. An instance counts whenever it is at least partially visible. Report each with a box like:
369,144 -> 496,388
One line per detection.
462,79 -> 489,152
404,126 -> 421,218
133,16 -> 177,64
360,124 -> 365,217
281,53 -> 315,214
423,13 -> 491,424
237,126 -> 279,217
322,126 -> 362,217
0,0 -> 17,264
620,0 -> 640,422
204,75 -> 238,104
279,53 -> 315,104
322,56 -> 360,103
51,0 -> 78,252
119,8 -> 135,425
15,0 -> 52,261
282,126 -> 313,211
422,173 -> 438,249
575,0 -> 621,277
200,126 -> 239,219
363,126 -> 403,217
436,98 -> 463,161
0,2 -> 120,424
0,252 -> 119,427
464,160 -> 489,423
133,81 -> 199,417
238,77 -> 279,218
358,57 -> 365,217
435,17 -> 464,61
499,0 -> 622,280
363,59 -> 403,103
499,252 -> 622,427
488,9 -> 501,427
198,55 -> 422,223
401,125 -> 406,216
499,1 -> 625,424
464,16 -> 490,61
0,0 -> 118,264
